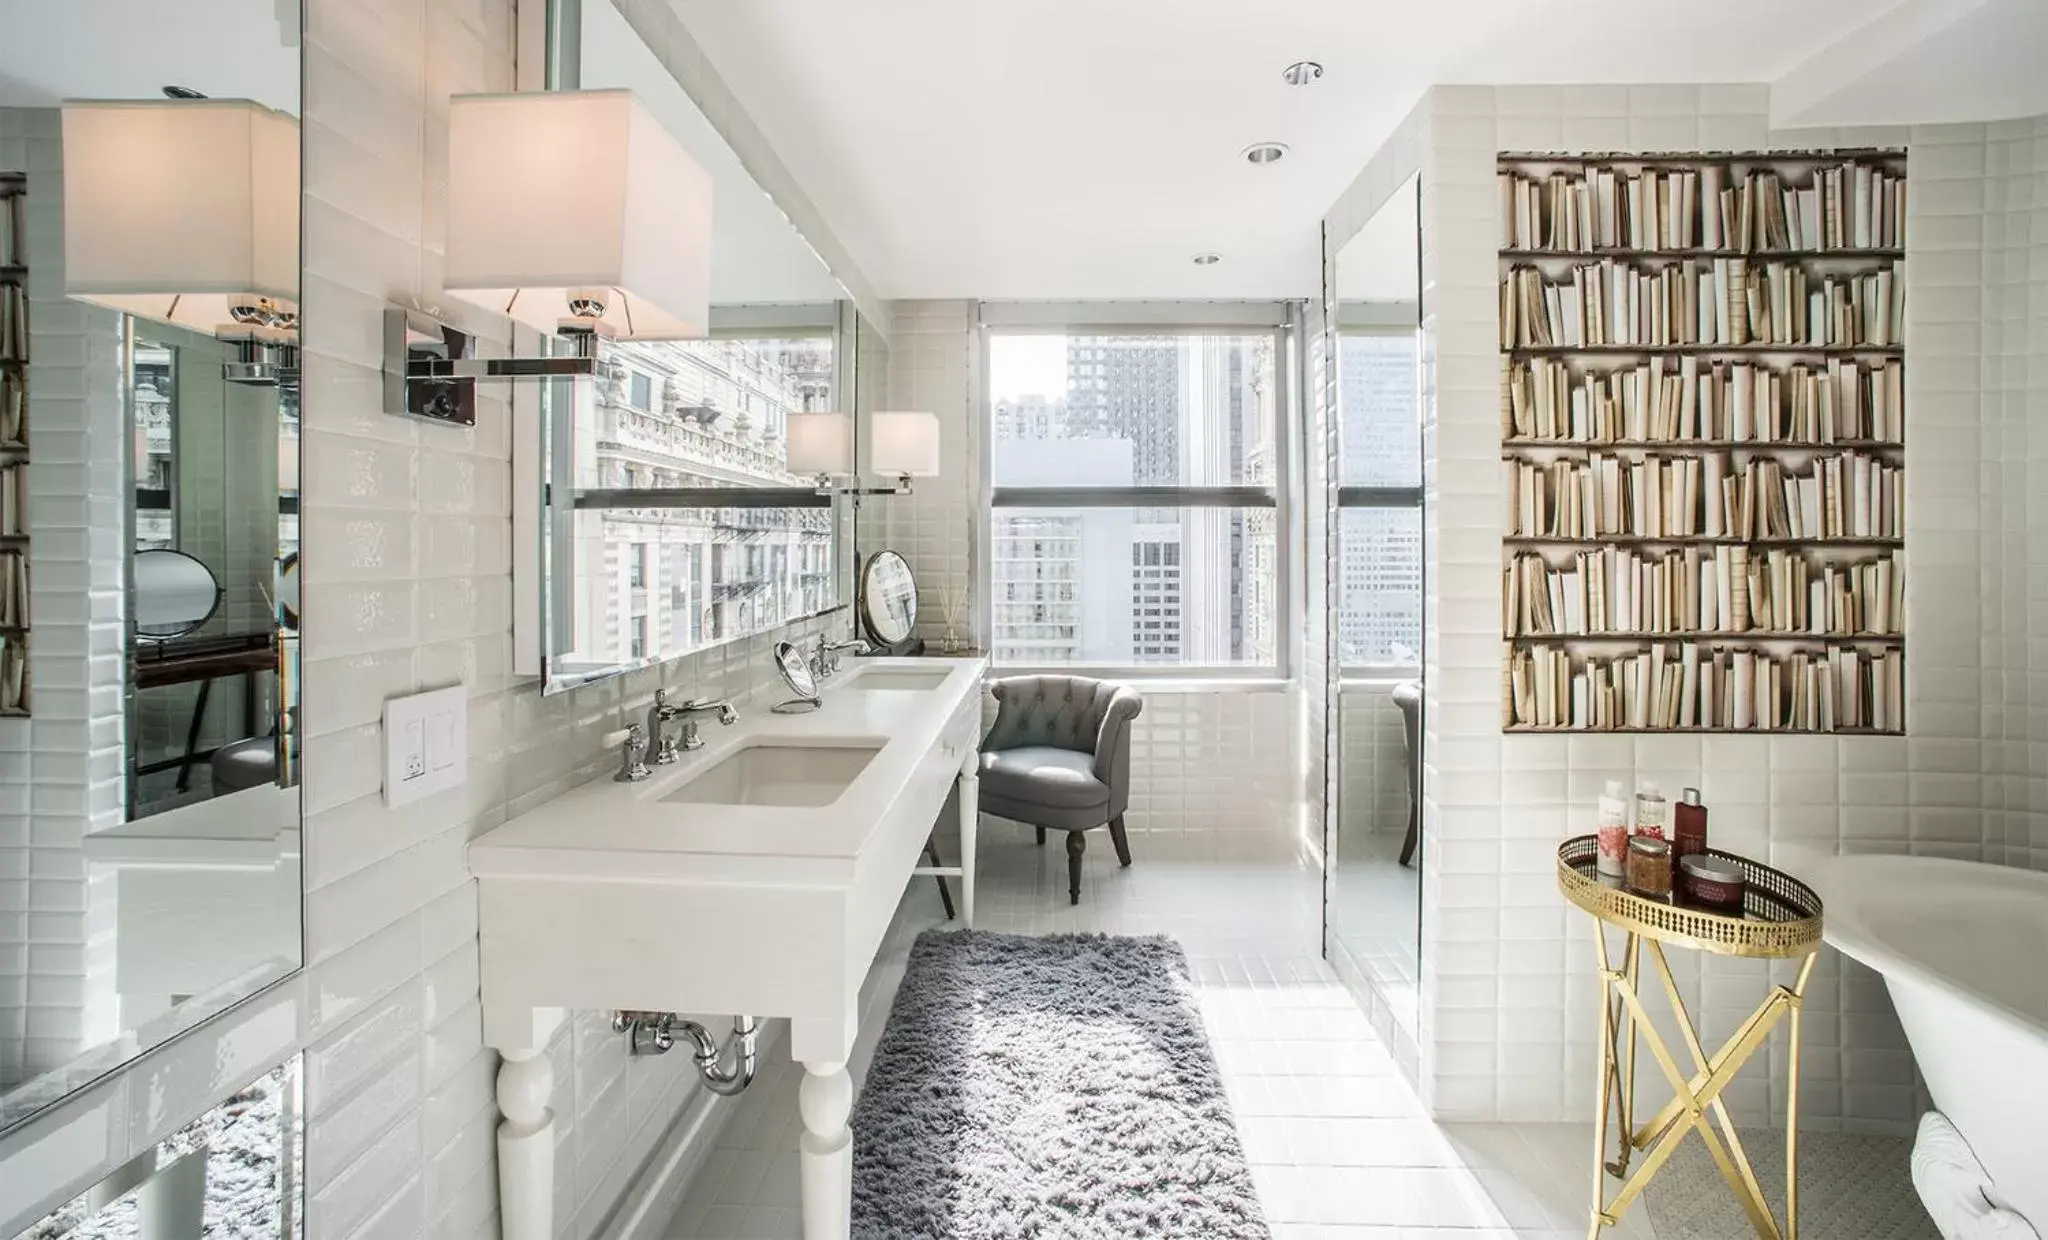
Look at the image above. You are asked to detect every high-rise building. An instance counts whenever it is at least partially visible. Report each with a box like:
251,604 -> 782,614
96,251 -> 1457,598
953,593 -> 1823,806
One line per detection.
1337,332 -> 1424,666
990,335 -> 1276,667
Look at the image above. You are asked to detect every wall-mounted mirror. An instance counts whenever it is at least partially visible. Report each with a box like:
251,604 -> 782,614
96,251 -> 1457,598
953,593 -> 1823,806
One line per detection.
0,0 -> 302,1136
1326,175 -> 1425,1044
534,1 -> 863,694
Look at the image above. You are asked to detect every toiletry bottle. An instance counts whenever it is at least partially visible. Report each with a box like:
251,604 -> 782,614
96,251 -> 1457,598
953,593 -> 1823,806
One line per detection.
1633,781 -> 1670,842
1596,780 -> 1628,878
1673,787 -> 1708,862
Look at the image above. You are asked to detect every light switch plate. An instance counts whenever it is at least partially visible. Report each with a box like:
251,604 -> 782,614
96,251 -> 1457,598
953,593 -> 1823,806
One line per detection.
383,684 -> 467,808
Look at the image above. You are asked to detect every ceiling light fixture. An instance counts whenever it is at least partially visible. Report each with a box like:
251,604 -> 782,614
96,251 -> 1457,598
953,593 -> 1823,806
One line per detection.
1192,253 -> 1222,266
1242,142 -> 1288,166
1282,61 -> 1323,87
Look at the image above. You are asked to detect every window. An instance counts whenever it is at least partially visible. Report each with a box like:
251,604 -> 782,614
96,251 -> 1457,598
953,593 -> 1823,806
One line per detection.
628,542 -> 648,589
1338,330 -> 1423,668
988,328 -> 1282,671
628,370 -> 653,411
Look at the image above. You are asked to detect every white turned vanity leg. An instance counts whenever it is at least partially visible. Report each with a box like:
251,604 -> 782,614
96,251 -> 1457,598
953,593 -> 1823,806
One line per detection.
957,753 -> 979,928
486,1006 -> 563,1240
798,1060 -> 854,1239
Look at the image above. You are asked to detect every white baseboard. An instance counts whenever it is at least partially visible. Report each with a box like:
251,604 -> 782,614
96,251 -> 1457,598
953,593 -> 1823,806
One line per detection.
597,1020 -> 789,1240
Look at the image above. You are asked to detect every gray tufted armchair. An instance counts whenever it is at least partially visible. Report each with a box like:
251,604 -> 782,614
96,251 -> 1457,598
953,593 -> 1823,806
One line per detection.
978,675 -> 1144,905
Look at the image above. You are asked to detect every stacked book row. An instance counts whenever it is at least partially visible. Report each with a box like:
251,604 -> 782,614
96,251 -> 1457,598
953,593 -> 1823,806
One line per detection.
0,284 -> 23,361
1498,159 -> 1906,253
0,549 -> 25,627
1507,256 -> 1900,352
1501,259 -> 1902,351
0,634 -> 23,712
1503,548 -> 1902,638
1505,450 -> 1902,541
1503,355 -> 1903,445
0,190 -> 18,267
1505,641 -> 1904,732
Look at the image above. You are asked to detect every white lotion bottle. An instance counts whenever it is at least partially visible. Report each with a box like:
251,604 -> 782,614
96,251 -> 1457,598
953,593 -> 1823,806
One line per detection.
1596,780 -> 1629,877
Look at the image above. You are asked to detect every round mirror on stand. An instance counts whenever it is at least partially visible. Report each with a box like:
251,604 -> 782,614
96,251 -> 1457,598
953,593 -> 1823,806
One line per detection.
133,548 -> 223,642
858,550 -> 920,654
771,640 -> 821,713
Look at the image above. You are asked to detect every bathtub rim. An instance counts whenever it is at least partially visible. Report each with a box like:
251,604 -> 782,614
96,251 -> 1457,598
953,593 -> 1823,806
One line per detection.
1818,854 -> 2048,1046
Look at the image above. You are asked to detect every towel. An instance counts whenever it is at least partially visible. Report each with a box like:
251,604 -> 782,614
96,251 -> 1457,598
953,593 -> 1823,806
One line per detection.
1911,1112 -> 2040,1240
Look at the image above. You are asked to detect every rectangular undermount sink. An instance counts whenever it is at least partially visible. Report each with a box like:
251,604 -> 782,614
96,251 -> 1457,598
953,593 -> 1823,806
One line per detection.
660,738 -> 884,808
840,668 -> 950,692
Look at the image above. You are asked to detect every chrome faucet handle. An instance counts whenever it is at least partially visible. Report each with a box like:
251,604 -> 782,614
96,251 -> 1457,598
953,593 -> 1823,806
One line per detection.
614,725 -> 652,782
679,721 -> 704,751
656,731 -> 682,764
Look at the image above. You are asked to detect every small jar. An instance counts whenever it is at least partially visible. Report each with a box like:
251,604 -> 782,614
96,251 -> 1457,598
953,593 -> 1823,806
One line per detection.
1680,854 -> 1746,914
1626,836 -> 1673,899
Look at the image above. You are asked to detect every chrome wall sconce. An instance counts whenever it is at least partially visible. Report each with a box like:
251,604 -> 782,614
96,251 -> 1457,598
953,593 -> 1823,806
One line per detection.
384,89 -> 713,426
783,408 -> 940,498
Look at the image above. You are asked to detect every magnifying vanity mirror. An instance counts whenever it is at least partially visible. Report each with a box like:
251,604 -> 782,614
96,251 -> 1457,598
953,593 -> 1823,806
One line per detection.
1325,174 -> 1426,1047
0,0 -> 305,1192
771,639 -> 821,712
857,549 -> 919,654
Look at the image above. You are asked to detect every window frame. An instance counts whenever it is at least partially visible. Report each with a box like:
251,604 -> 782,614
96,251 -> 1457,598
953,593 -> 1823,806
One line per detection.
1334,321 -> 1424,680
979,304 -> 1295,682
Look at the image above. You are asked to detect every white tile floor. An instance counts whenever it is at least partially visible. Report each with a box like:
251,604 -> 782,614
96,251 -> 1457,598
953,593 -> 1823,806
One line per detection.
663,829 -> 1658,1239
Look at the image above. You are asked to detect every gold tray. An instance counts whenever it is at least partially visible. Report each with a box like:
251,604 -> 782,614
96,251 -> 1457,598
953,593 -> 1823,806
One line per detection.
1557,835 -> 1823,958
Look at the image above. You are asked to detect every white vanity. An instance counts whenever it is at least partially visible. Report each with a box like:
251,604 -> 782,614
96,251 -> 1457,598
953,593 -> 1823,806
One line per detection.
468,655 -> 986,1240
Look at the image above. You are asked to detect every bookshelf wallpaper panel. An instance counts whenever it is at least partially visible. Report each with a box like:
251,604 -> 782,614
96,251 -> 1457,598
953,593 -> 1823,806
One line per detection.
1498,149 -> 1908,734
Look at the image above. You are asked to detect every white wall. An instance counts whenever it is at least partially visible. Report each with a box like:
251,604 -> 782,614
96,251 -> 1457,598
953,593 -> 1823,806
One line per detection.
0,107 -> 127,1088
1327,83 -> 2043,1130
1,2 -> 845,1236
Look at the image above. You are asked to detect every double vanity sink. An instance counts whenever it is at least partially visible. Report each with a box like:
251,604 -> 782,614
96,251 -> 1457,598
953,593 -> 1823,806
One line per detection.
468,655 -> 986,1240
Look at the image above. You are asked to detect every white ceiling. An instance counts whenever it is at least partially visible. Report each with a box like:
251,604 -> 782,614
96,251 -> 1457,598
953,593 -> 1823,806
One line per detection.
582,1 -> 843,305
0,0 -> 298,114
671,0 -> 2033,301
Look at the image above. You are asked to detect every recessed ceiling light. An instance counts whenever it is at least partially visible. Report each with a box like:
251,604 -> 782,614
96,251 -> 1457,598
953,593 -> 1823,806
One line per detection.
1242,142 -> 1289,166
1192,253 -> 1222,266
161,85 -> 207,99
1282,61 -> 1323,87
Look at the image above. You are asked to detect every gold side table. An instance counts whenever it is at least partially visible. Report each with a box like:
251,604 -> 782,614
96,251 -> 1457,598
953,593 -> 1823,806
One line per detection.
1557,836 -> 1824,1240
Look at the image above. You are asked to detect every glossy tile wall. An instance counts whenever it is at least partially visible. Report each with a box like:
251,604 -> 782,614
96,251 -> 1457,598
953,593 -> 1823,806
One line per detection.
3,2 -> 838,1236
1326,83 -> 2030,1131
0,108 -> 127,1090
1978,113 -> 2048,873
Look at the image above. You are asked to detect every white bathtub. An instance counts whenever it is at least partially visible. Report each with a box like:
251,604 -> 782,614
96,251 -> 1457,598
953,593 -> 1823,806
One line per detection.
1823,855 -> 2048,1232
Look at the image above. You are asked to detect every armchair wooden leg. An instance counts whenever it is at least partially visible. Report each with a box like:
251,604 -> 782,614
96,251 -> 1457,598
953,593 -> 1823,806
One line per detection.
1035,826 -> 1046,847
1108,815 -> 1132,867
1065,831 -> 1085,905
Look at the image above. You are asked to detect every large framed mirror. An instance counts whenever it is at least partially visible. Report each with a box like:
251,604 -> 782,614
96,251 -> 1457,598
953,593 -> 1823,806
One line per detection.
0,0 -> 302,1140
1325,175 -> 1425,1046
532,0 -> 870,694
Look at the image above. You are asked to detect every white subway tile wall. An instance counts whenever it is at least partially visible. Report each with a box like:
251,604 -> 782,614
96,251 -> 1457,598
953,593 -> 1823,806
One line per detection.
1325,83 -> 2046,1128
0,108 -> 127,1091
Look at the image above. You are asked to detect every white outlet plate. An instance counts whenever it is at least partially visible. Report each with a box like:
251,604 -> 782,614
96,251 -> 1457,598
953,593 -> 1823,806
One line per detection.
383,684 -> 467,808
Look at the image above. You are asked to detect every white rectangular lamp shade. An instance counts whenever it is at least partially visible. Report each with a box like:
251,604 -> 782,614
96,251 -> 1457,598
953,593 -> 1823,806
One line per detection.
871,411 -> 941,477
444,90 -> 712,340
62,99 -> 300,332
785,410 -> 851,476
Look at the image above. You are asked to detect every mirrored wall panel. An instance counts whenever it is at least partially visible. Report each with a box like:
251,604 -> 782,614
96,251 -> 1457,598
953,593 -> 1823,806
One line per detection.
0,0 -> 302,1133
7,1056 -> 301,1239
536,1 -> 859,693
1326,175 -> 1425,1041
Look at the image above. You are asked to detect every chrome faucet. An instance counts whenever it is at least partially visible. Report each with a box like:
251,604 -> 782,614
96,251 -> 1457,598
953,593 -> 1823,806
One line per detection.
644,689 -> 738,765
813,636 -> 872,680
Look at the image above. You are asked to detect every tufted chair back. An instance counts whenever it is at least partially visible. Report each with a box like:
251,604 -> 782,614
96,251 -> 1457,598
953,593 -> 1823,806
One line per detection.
982,674 -> 1144,811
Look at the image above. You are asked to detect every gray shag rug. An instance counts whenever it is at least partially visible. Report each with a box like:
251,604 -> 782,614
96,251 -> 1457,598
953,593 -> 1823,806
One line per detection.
1644,1128 -> 1939,1240
851,930 -> 1272,1240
